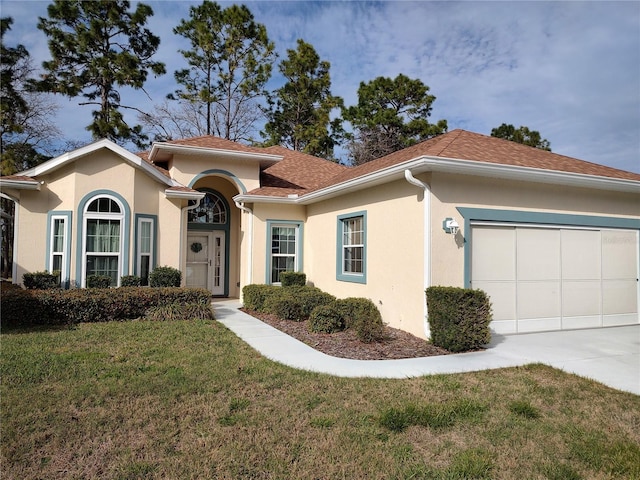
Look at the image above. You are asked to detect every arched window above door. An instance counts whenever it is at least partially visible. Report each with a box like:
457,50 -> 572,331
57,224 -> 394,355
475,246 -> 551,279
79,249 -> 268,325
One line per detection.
188,191 -> 227,225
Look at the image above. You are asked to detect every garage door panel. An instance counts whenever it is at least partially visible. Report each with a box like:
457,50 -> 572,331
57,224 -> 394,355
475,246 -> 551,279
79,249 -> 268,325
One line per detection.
473,281 -> 516,321
471,227 -> 515,281
471,224 -> 639,334
602,230 -> 638,279
561,230 -> 601,280
603,280 -> 639,315
562,280 -> 601,317
517,229 -> 560,281
517,281 -> 561,319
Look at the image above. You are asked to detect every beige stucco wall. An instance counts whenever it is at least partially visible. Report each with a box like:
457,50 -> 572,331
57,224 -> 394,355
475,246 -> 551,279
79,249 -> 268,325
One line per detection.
169,154 -> 261,193
305,178 -> 428,338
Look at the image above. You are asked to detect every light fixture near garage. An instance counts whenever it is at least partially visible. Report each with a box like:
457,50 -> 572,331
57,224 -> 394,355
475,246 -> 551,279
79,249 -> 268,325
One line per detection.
443,217 -> 460,235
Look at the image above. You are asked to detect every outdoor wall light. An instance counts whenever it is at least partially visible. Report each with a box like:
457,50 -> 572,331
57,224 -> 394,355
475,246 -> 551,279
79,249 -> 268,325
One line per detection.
442,217 -> 460,235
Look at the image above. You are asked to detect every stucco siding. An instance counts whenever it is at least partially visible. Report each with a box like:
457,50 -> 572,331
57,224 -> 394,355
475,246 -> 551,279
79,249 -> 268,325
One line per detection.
305,179 -> 427,338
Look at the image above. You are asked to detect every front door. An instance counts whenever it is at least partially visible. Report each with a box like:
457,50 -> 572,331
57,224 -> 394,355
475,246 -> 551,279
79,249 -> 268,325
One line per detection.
186,232 -> 225,295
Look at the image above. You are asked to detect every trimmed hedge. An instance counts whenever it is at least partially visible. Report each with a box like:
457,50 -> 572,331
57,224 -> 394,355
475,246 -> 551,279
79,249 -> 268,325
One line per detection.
426,286 -> 492,352
120,275 -> 141,287
308,303 -> 345,333
280,271 -> 307,287
0,287 -> 213,328
242,284 -> 280,311
335,298 -> 385,343
23,271 -> 59,290
149,266 -> 182,287
87,275 -> 112,288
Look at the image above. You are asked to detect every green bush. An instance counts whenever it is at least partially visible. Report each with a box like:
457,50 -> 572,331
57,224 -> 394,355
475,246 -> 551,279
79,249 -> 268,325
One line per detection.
280,271 -> 306,287
292,286 -> 336,318
264,294 -> 304,321
23,271 -> 59,290
308,303 -> 345,333
242,284 -> 280,311
0,287 -> 212,328
149,266 -> 182,287
87,275 -> 112,288
144,303 -> 214,321
426,286 -> 492,352
120,275 -> 141,287
336,298 -> 385,343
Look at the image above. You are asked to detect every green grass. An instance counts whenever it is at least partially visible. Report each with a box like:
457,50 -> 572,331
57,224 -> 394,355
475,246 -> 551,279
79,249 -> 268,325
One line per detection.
2,320 -> 639,479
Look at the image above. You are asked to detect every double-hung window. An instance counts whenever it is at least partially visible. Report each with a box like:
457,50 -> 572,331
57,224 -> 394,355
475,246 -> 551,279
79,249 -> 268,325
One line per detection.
337,211 -> 367,283
47,211 -> 71,287
135,215 -> 156,286
84,196 -> 123,287
267,221 -> 302,284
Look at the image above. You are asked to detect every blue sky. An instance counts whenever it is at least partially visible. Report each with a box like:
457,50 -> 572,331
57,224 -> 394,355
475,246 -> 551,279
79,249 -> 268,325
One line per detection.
2,0 -> 639,173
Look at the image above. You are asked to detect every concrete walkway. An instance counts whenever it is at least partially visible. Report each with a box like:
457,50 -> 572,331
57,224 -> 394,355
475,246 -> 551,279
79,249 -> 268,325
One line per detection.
212,299 -> 640,395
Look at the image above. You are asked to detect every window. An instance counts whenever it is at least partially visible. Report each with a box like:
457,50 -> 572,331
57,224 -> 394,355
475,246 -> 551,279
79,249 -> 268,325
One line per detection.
47,211 -> 71,287
337,212 -> 367,283
267,221 -> 303,284
135,215 -> 156,286
83,195 -> 124,287
188,191 -> 227,224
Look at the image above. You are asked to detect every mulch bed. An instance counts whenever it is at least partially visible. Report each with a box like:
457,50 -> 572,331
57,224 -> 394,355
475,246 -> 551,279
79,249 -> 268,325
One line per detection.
241,309 -> 451,360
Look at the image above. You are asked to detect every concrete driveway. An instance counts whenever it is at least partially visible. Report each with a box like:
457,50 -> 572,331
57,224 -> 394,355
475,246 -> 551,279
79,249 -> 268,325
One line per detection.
213,300 -> 639,395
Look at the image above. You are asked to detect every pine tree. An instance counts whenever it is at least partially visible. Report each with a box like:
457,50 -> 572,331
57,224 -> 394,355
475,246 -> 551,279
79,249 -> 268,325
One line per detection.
37,0 -> 165,148
262,39 -> 343,160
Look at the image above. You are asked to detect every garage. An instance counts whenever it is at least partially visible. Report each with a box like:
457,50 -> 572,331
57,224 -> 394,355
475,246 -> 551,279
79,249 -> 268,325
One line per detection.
471,224 -> 639,334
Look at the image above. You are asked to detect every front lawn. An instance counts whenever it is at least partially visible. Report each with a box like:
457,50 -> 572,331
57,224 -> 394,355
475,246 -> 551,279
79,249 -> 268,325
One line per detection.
2,320 -> 639,479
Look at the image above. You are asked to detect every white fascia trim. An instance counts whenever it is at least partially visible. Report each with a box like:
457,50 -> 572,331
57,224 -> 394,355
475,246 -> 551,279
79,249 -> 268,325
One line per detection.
20,138 -> 177,187
425,156 -> 640,193
0,179 -> 40,190
149,143 -> 283,165
232,193 -> 299,204
164,189 -> 206,201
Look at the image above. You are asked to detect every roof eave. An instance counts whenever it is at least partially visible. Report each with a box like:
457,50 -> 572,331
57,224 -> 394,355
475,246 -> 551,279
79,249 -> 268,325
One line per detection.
164,189 -> 206,201
232,193 -> 300,204
149,143 -> 283,167
0,179 -> 41,191
297,156 -> 640,204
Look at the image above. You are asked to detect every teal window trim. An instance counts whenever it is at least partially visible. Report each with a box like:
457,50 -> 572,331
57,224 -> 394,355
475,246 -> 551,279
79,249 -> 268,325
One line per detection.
457,207 -> 640,288
336,211 -> 367,284
133,214 -> 157,283
76,190 -> 131,287
265,220 -> 304,284
46,210 -> 72,289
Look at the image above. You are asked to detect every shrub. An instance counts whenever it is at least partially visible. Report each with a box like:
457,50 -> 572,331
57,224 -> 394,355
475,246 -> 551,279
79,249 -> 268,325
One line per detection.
0,286 -> 212,328
23,271 -> 59,290
280,271 -> 306,287
144,303 -> 214,321
120,275 -> 141,287
87,275 -> 112,288
308,303 -> 345,333
264,293 -> 304,321
149,266 -> 181,287
292,287 -> 336,318
426,286 -> 492,352
242,284 -> 280,311
336,298 -> 385,343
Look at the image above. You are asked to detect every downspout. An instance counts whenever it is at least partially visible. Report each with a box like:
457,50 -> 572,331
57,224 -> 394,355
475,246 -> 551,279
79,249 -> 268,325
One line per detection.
234,201 -> 253,288
404,169 -> 432,338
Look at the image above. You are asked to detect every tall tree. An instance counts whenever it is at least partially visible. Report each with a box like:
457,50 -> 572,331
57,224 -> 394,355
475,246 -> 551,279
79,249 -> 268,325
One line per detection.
172,1 -> 275,141
36,0 -> 165,148
342,74 -> 447,165
1,17 -> 59,278
491,123 -> 551,151
262,39 -> 343,160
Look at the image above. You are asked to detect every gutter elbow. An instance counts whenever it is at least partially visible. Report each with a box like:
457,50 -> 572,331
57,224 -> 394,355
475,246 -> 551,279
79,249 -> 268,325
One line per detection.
404,169 -> 429,190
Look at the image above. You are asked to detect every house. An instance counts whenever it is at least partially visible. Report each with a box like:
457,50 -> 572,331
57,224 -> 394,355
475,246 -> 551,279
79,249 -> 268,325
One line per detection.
1,129 -> 638,338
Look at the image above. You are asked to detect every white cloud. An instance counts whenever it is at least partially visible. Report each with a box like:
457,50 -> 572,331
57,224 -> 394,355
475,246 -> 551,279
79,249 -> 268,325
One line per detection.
2,0 -> 638,172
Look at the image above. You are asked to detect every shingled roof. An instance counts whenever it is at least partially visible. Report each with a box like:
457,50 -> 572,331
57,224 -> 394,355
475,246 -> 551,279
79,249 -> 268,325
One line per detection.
321,129 -> 640,189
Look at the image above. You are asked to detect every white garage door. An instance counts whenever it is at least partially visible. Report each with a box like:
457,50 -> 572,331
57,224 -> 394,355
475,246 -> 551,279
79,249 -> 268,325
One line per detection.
471,225 -> 639,334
